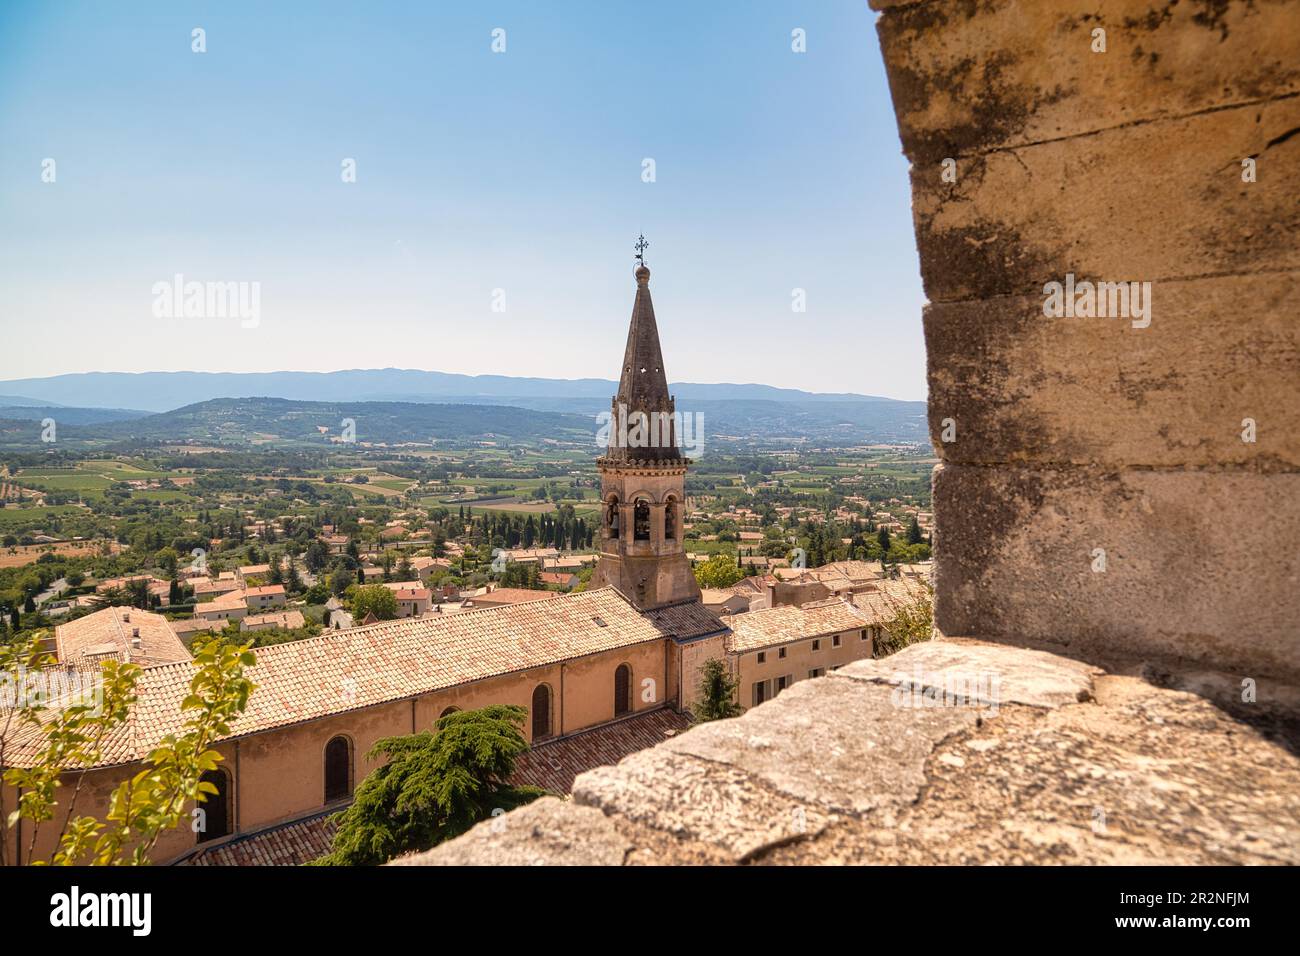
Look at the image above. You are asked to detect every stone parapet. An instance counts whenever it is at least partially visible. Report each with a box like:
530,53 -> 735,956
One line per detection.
397,640 -> 1300,865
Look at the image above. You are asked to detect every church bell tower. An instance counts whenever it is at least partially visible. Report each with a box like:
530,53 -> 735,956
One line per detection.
591,240 -> 701,610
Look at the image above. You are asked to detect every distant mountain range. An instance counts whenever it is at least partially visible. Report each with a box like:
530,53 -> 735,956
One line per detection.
0,405 -> 151,426
0,369 -> 917,412
0,370 -> 929,450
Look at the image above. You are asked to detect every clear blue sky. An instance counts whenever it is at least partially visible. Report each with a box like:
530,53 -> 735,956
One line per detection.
0,1 -> 926,399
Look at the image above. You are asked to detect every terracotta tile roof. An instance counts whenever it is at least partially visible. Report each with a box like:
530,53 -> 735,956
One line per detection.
642,599 -> 731,641
385,585 -> 432,600
511,707 -> 695,794
465,588 -> 558,607
179,811 -> 338,866
846,578 -> 930,620
54,607 -> 191,668
724,601 -> 870,654
205,590 -> 249,610
542,555 -> 592,570
170,618 -> 219,637
193,578 -> 242,596
244,585 -> 285,597
4,588 -> 671,770
699,589 -> 748,607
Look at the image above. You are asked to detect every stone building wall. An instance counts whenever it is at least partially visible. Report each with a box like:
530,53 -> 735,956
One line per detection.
879,0 -> 1300,682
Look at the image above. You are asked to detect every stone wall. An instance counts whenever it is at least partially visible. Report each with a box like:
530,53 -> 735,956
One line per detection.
400,640 -> 1300,865
878,0 -> 1300,681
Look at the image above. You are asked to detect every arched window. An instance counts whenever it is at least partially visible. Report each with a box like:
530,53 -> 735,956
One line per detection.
324,736 -> 352,803
439,706 -> 460,719
196,768 -> 230,843
607,496 -> 620,539
664,497 -> 677,540
634,499 -> 651,540
614,663 -> 632,717
531,684 -> 552,740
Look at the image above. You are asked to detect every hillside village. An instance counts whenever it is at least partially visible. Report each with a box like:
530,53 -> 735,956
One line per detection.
0,448 -> 934,649
0,262 -> 935,867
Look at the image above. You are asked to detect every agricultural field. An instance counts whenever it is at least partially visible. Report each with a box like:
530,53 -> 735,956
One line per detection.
0,539 -> 116,568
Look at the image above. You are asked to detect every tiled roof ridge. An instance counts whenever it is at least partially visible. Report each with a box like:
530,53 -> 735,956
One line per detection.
221,585 -> 632,665
5,588 -> 651,769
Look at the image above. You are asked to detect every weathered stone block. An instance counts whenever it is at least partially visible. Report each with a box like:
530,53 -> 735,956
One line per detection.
909,96 -> 1300,302
924,272 -> 1300,469
390,797 -> 630,866
661,676 -> 976,815
932,464 -> 1300,682
573,747 -> 831,862
874,0 -> 1300,164
837,639 -> 1100,709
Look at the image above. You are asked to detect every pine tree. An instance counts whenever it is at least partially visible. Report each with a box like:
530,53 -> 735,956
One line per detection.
693,659 -> 741,722
907,515 -> 923,545
314,706 -> 545,866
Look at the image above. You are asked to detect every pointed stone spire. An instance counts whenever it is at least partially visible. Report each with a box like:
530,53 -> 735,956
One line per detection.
593,252 -> 700,610
606,263 -> 681,462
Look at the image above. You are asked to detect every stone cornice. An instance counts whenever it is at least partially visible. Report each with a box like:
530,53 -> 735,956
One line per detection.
597,456 -> 691,476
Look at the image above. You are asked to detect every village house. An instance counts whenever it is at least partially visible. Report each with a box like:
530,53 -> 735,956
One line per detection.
541,554 -> 595,573
409,555 -> 451,584
193,590 -> 250,624
501,547 -> 559,565
243,584 -> 287,612
321,533 -> 350,555
725,600 -> 884,708
241,610 -> 307,634
700,589 -> 750,617
192,576 -> 244,602
382,582 -> 433,618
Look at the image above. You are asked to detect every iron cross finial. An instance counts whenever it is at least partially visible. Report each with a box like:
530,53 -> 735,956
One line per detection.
634,234 -> 649,261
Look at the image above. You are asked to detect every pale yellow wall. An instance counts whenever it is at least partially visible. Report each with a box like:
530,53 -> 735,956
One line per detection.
734,626 -> 875,709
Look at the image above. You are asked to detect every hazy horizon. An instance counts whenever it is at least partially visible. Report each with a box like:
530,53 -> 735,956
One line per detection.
0,364 -> 917,400
0,366 -> 929,422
